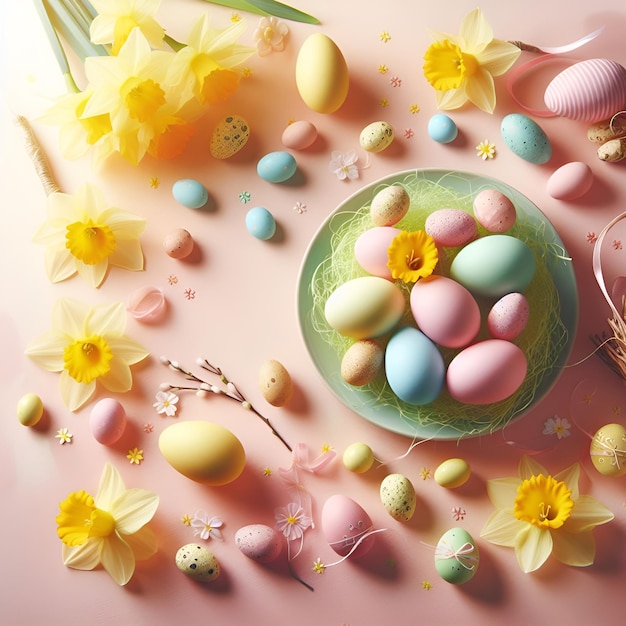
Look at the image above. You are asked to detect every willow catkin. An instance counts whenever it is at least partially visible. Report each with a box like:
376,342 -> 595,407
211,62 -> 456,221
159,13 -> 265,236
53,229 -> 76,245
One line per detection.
15,115 -> 60,195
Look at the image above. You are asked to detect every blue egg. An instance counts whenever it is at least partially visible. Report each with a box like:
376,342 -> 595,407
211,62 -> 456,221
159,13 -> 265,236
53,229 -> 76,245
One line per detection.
428,114 -> 458,143
246,207 -> 276,240
385,326 -> 445,405
501,114 -> 552,164
257,151 -> 297,183
172,179 -> 209,209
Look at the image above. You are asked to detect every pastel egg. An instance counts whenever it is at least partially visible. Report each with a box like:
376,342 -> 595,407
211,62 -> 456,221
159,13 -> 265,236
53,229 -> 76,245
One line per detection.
410,275 -> 480,348
163,228 -> 194,259
590,423 -> 626,477
487,292 -> 530,340
175,544 -> 220,582
359,121 -> 394,153
125,286 -> 166,323
17,393 -> 44,427
90,398 -> 126,445
282,120 -> 318,150
172,179 -> 208,209
546,161 -> 594,200
587,117 -> 626,144
321,494 -> 375,557
380,473 -> 416,521
210,115 -> 249,159
450,234 -> 536,299
598,137 -> 626,162
246,207 -> 276,240
385,326 -> 445,405
159,421 -> 245,485
257,151 -> 297,183
435,528 -> 479,584
427,113 -> 458,143
295,33 -> 349,114
434,458 -> 471,488
324,276 -> 406,339
341,339 -> 384,386
235,524 -> 283,563
258,359 -> 293,406
425,209 -> 477,247
446,339 -> 527,405
501,113 -> 552,164
472,189 -> 517,233
354,226 -> 401,279
370,185 -> 410,227
342,442 -> 375,473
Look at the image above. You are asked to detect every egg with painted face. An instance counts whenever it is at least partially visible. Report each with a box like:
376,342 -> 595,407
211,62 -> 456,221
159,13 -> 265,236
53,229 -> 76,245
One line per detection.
321,494 -> 376,557
435,528 -> 479,584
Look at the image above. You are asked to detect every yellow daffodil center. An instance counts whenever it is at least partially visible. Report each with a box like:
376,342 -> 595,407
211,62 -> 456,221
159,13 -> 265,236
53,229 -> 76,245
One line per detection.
514,474 -> 574,529
56,490 -> 116,546
121,76 -> 166,122
66,219 -> 116,265
63,335 -> 113,384
423,39 -> 478,91
387,230 -> 439,283
112,15 -> 140,55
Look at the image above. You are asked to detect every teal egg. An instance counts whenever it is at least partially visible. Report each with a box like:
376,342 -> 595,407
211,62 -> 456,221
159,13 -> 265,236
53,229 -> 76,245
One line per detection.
257,151 -> 297,183
246,206 -> 276,240
435,527 -> 479,584
450,235 -> 536,299
501,114 -> 552,164
172,179 -> 209,209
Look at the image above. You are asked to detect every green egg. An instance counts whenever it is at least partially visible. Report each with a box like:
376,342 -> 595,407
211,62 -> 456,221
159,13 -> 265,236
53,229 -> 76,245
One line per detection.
17,393 -> 44,427
434,527 -> 479,585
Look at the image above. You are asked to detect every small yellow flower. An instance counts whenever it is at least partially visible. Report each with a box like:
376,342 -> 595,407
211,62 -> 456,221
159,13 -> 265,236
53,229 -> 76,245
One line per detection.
378,64 -> 388,74
380,98 -> 389,107
420,467 -> 432,480
56,428 -> 73,444
422,580 -> 432,590
379,31 -> 391,43
231,12 -> 241,22
149,176 -> 160,188
312,558 -> 326,574
263,467 -> 273,477
181,513 -> 193,526
127,447 -> 144,465
409,103 -> 421,114
321,443 -> 334,454
387,231 -> 439,283
476,140 -> 496,160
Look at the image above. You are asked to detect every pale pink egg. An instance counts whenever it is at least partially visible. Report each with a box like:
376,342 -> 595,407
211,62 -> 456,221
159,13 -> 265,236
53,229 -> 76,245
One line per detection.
354,227 -> 400,279
321,494 -> 376,557
473,190 -> 516,233
425,209 -> 477,247
487,293 -> 529,340
281,120 -> 318,150
235,524 -> 283,563
90,398 -> 127,445
163,228 -> 194,259
546,161 -> 594,200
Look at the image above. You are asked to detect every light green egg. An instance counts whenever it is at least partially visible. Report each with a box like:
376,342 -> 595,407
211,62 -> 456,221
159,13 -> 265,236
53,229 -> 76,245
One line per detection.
435,527 -> 479,585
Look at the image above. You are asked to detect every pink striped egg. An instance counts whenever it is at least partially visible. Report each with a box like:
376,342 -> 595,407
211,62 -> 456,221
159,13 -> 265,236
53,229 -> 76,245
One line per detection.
544,59 -> 626,123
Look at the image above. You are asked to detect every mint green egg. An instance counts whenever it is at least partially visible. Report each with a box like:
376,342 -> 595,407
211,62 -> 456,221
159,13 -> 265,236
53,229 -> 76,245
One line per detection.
434,527 -> 479,585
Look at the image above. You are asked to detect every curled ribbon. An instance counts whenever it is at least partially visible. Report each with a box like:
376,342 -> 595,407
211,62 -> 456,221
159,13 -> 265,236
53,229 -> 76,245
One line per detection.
324,528 -> 388,568
434,540 -> 478,571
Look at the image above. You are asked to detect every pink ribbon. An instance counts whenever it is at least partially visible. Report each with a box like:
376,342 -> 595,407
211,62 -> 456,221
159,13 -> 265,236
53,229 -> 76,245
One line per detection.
435,540 -> 478,570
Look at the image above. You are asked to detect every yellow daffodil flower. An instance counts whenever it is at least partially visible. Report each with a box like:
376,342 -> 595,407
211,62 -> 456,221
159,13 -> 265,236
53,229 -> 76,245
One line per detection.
56,463 -> 159,585
33,182 -> 146,287
387,230 -> 439,283
481,455 -> 614,573
25,298 -> 149,411
423,8 -> 521,113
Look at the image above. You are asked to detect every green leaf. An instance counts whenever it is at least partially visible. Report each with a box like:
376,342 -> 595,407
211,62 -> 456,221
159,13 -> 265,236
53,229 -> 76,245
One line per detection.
198,0 -> 320,24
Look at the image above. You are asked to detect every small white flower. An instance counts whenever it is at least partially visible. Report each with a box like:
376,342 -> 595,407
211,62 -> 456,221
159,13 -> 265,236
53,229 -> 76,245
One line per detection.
542,415 -> 571,440
153,390 -> 179,416
329,150 -> 360,180
191,511 -> 223,540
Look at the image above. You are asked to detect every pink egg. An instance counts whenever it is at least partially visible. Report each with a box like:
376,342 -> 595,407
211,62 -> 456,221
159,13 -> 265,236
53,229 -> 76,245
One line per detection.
281,120 -> 318,150
321,494 -> 376,557
354,227 -> 400,279
446,340 -> 527,405
410,275 -> 480,348
163,228 -> 194,259
425,209 -> 477,247
235,524 -> 283,563
90,398 -> 127,445
546,161 -> 594,200
487,293 -> 529,340
473,190 -> 516,233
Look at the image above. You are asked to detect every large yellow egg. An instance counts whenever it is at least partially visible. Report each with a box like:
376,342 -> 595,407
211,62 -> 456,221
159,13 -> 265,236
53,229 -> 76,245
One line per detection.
295,33 -> 349,114
590,423 -> 626,477
159,421 -> 246,485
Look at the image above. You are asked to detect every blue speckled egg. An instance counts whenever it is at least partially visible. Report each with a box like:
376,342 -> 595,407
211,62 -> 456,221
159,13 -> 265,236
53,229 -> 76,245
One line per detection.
257,151 -> 297,183
427,114 -> 458,143
245,206 -> 276,240
501,113 -> 552,164
172,179 -> 209,209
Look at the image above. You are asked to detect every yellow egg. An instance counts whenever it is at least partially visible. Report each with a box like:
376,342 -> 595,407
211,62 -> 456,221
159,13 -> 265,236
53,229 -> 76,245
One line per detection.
17,393 -> 44,427
259,359 -> 293,407
295,33 -> 349,114
434,458 -> 471,488
159,421 -> 246,485
343,442 -> 375,473
380,473 -> 416,521
590,423 -> 626,477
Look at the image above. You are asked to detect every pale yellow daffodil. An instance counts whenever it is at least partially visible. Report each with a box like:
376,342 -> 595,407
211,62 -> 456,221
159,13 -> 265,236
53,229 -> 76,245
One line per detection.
481,455 -> 614,573
33,182 -> 146,287
56,463 -> 159,585
25,298 -> 149,411
423,8 -> 521,113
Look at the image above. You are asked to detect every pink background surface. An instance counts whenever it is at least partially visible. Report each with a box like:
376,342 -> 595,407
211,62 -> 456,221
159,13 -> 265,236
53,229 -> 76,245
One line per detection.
2,1 -> 626,624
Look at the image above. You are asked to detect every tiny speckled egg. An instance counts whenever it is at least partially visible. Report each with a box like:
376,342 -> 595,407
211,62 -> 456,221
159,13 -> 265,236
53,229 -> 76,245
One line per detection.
210,115 -> 249,159
163,228 -> 194,259
259,359 -> 293,406
546,161 -> 594,200
342,442 -> 375,473
235,524 -> 283,563
473,189 -> 517,233
282,120 -> 318,150
425,209 -> 477,247
501,113 -> 552,164
354,226 -> 400,279
370,185 -> 410,227
590,423 -> 626,477
322,494 -> 375,557
257,151 -> 297,183
90,398 -> 127,445
435,528 -> 479,585
176,544 -> 220,582
427,114 -> 458,143
434,458 -> 471,488
359,121 -> 394,153
380,473 -> 416,521
245,207 -> 276,240
341,339 -> 384,386
487,293 -> 529,340
172,179 -> 209,209
17,393 -> 44,427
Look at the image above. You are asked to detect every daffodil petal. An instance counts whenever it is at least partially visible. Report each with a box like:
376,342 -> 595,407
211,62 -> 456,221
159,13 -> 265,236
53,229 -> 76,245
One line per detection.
53,298 -> 90,337
567,494 -> 615,532
519,455 -> 548,480
62,538 -> 103,570
101,208 -> 146,236
476,39 -> 521,76
101,532 -> 136,585
551,529 -> 596,567
24,331 -> 67,371
435,87 -> 470,110
108,239 -> 145,271
44,248 -> 77,283
124,525 -> 158,561
95,463 -> 127,510
87,301 -> 127,336
465,67 -> 496,113
514,524 -> 553,573
480,508 -> 522,546
112,489 -> 159,534
486,477 -> 521,509
106,336 -> 150,365
60,370 -> 96,412
554,463 -> 580,500
99,357 -> 133,393
459,7 -> 493,52
76,259 -> 108,288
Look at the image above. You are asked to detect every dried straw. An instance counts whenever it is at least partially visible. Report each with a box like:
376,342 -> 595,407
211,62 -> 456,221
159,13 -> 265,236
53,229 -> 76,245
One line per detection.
15,115 -> 60,195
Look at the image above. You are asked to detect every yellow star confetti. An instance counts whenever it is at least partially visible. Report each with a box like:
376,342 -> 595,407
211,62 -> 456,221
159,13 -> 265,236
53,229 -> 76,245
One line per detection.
181,513 -> 192,526
312,558 -> 326,574
149,176 -> 160,188
231,12 -> 241,22
379,31 -> 391,43
127,447 -> 144,465
476,140 -> 496,160
380,98 -> 389,107
263,467 -> 273,477
409,103 -> 420,114
422,580 -> 432,590
55,428 -> 73,444
420,467 -> 431,480
378,64 -> 388,74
